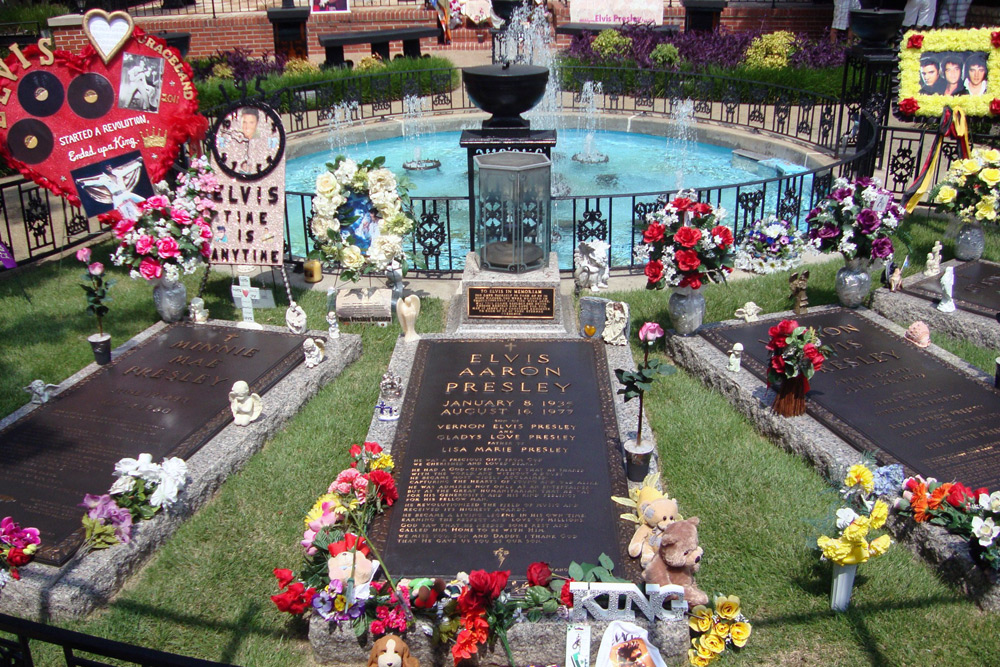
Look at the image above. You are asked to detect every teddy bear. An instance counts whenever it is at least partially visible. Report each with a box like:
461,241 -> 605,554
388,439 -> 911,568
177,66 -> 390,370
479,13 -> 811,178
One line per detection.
641,516 -> 708,608
627,488 -> 680,568
367,634 -> 419,667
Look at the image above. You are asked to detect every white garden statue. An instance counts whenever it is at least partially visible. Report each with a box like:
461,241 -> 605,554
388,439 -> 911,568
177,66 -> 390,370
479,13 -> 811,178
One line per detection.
189,297 -> 209,323
574,240 -> 610,292
285,301 -> 307,334
303,338 -> 326,368
23,379 -> 60,404
925,241 -> 942,277
937,266 -> 956,313
728,343 -> 744,372
734,301 -> 763,323
326,311 -> 340,339
396,294 -> 421,342
229,380 -> 263,426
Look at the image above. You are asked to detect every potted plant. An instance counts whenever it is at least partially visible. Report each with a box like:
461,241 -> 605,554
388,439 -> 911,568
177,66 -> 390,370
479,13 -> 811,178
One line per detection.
764,319 -> 831,417
77,247 -> 115,365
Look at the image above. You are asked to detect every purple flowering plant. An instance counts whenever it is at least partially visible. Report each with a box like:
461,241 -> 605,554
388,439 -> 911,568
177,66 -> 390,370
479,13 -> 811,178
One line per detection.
806,177 -> 901,261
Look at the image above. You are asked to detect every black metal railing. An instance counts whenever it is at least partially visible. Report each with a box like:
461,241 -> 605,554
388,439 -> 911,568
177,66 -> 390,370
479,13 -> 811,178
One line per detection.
0,612 -> 230,667
0,176 -> 101,267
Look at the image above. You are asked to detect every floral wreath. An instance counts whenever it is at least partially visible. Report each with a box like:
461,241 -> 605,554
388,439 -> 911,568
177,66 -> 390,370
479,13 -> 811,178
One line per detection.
897,28 -> 1000,119
309,156 -> 416,282
733,216 -> 810,275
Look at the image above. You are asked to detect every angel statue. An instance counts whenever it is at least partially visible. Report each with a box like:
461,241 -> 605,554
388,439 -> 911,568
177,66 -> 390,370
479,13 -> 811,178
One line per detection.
76,159 -> 147,220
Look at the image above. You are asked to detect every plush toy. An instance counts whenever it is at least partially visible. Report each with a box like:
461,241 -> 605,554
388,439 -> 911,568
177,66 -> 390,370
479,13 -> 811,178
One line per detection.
641,517 -> 708,607
367,634 -> 419,667
626,486 -> 680,568
328,549 -> 378,601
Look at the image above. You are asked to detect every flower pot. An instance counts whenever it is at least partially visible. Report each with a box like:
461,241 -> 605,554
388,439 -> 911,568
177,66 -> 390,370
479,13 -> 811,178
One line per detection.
88,333 -> 112,365
830,563 -> 857,612
623,436 -> 655,482
153,277 -> 187,323
773,374 -> 807,417
954,222 -> 985,262
667,285 -> 706,335
835,257 -> 871,308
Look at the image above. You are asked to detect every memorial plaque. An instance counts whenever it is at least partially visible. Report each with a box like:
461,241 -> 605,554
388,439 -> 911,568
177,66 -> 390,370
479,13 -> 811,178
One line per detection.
903,260 -> 1000,318
373,339 -> 639,582
467,286 -> 556,319
701,309 -> 1000,489
0,323 -> 304,565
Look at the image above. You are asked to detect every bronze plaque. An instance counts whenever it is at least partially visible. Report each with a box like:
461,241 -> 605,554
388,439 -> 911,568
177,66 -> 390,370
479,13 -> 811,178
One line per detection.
903,260 -> 1000,317
701,309 -> 1000,489
467,286 -> 555,319
373,339 -> 639,582
0,323 -> 304,565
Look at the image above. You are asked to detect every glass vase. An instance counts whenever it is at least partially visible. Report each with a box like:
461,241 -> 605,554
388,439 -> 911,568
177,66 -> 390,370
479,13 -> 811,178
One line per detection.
667,285 -> 705,335
153,277 -> 187,323
954,222 -> 985,262
835,257 -> 871,308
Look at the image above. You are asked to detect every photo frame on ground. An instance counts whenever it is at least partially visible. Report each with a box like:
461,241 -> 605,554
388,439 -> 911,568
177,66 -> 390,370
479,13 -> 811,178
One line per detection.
897,27 -> 1000,118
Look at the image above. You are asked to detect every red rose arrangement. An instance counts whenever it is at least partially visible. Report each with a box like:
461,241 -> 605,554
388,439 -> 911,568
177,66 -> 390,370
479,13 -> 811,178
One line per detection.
991,98 -> 1000,116
452,569 -> 511,664
764,319 -> 831,391
906,34 -> 924,49
639,195 -> 735,290
898,97 -> 920,116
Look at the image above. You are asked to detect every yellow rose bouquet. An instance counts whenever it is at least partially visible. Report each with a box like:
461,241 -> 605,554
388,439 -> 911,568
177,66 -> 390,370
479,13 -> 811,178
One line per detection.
928,147 -> 1000,224
687,594 -> 752,666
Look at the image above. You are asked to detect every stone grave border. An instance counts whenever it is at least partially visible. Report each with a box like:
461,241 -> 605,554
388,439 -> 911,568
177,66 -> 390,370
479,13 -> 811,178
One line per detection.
871,260 -> 1000,351
309,332 -> 690,667
662,304 -> 1000,611
1,320 -> 361,622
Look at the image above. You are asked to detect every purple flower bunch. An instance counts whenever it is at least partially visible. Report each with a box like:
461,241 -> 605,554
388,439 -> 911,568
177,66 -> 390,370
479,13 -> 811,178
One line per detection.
80,494 -> 133,544
806,177 -> 901,261
312,579 -> 366,623
0,517 -> 40,550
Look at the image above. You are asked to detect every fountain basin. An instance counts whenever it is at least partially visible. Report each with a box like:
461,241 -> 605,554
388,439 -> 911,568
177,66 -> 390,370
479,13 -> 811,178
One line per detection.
462,64 -> 549,129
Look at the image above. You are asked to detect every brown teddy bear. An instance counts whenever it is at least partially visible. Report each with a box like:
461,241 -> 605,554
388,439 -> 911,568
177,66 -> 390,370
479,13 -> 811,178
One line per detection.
627,492 -> 680,568
641,517 -> 708,607
367,634 -> 419,667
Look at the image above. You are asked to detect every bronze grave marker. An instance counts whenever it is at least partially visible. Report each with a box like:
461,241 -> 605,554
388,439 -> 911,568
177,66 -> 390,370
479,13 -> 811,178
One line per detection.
701,309 -> 1000,489
373,339 -> 638,581
903,260 -> 1000,318
0,323 -> 304,565
466,286 -> 555,319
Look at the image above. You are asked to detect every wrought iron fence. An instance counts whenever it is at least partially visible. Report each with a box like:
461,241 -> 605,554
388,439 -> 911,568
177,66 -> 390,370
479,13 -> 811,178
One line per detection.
0,177 -> 100,268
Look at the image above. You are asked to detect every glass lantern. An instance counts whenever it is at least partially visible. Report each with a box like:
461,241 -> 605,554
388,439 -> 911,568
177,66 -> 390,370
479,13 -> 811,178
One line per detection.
473,151 -> 551,273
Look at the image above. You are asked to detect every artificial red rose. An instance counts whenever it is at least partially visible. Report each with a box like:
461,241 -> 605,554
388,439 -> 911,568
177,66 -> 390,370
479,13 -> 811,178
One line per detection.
98,210 -> 123,226
803,343 -> 825,371
947,482 -> 976,508
273,568 -> 294,590
271,582 -> 316,614
457,587 -> 484,615
560,578 -> 575,607
991,98 -> 1000,116
992,30 -> 1000,48
767,320 -> 798,348
673,226 -> 703,248
690,202 -> 713,217
468,569 -> 509,602
899,97 -> 920,115
907,34 -> 924,49
369,469 -> 398,506
526,561 -> 553,587
675,249 -> 701,272
770,354 -> 785,375
364,442 -> 383,454
975,487 -> 990,498
200,241 -> 211,259
643,222 -> 666,244
671,196 -> 693,211
679,273 -> 702,290
349,444 -> 362,458
5,547 -> 31,567
644,259 -> 664,285
710,225 -> 734,248
328,533 -> 370,557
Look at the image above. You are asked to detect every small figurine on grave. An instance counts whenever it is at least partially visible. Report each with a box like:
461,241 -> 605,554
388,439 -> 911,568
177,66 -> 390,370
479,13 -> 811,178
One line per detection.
574,240 -> 610,292
367,634 -> 419,667
375,399 -> 400,421
23,379 -> 59,405
728,343 -> 744,373
904,321 -> 931,348
788,271 -> 810,315
925,241 -> 943,276
189,297 -> 209,323
229,380 -> 263,426
938,266 -> 956,313
602,301 -> 629,345
889,265 -> 904,292
396,294 -> 421,343
285,301 -> 307,334
326,311 -> 340,339
380,372 -> 403,400
734,301 -> 763,323
303,338 -> 326,368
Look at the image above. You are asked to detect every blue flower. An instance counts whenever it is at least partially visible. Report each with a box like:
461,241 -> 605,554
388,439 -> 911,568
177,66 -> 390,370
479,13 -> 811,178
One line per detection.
873,464 -> 904,498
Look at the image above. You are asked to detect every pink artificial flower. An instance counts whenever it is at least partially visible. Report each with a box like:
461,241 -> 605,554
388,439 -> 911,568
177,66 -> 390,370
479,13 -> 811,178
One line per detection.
156,236 -> 180,258
135,235 -> 154,255
200,241 -> 211,259
88,262 -> 104,276
138,257 -> 163,280
638,322 -> 665,343
198,223 -> 213,240
113,218 -> 136,239
76,247 -> 91,263
145,194 -> 170,210
171,207 -> 192,225
330,468 -> 362,495
353,474 -> 369,502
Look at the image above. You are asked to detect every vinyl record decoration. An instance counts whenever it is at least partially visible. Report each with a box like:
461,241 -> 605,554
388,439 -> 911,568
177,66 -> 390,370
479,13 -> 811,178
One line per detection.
0,10 -> 207,210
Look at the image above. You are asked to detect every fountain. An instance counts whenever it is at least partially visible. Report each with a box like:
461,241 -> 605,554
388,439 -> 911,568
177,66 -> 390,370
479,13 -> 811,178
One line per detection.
573,81 -> 608,164
401,94 -> 440,171
325,101 -> 362,155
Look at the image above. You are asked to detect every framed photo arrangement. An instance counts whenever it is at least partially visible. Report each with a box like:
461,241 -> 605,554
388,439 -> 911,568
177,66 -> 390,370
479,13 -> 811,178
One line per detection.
897,28 -> 1000,118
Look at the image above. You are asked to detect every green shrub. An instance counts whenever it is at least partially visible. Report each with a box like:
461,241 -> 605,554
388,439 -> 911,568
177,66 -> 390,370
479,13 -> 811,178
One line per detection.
284,58 -> 320,75
0,2 -> 70,26
592,29 -> 632,59
650,43 -> 681,69
743,31 -> 797,69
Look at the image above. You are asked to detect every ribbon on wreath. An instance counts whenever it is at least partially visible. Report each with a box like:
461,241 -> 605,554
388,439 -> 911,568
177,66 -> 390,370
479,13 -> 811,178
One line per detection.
903,106 -> 971,214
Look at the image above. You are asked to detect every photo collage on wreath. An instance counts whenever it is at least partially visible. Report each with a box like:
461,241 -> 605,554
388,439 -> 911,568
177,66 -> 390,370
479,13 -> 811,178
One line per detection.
919,50 -> 989,97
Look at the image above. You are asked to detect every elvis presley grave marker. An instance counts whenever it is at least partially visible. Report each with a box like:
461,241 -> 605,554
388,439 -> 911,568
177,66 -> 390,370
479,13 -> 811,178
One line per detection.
372,339 -> 639,582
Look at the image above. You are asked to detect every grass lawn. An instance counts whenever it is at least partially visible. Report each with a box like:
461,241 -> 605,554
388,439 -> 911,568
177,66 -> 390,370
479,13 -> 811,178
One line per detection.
2,215 -> 1000,665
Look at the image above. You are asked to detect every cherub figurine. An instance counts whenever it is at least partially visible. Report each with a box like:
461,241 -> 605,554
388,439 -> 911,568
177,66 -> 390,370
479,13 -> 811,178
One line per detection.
925,241 -> 943,277
789,271 -> 810,316
285,301 -> 307,334
229,380 -> 263,426
889,266 -> 903,292
727,343 -> 744,373
189,297 -> 209,323
23,379 -> 59,404
326,311 -> 340,339
302,338 -> 325,368
734,301 -> 762,323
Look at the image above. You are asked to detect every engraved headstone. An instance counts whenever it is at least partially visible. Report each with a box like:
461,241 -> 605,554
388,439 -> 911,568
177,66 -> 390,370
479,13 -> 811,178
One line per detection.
904,259 -> 1000,317
0,323 -> 304,564
701,309 -> 1000,490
